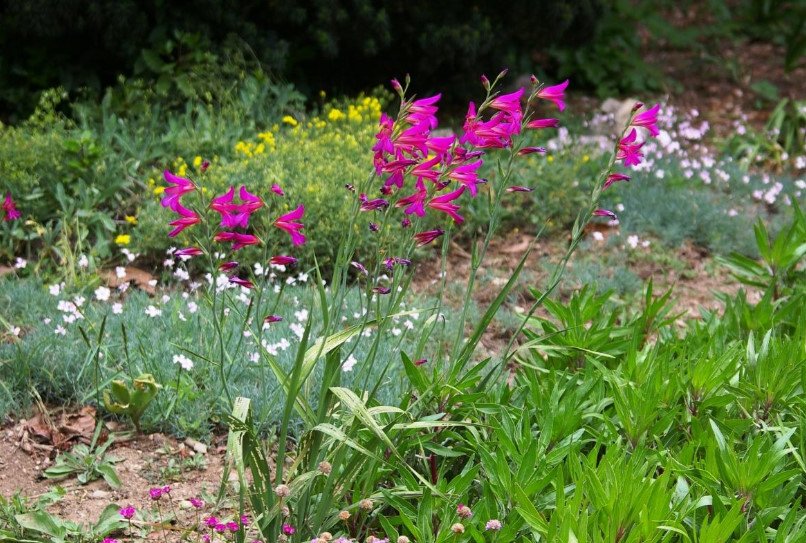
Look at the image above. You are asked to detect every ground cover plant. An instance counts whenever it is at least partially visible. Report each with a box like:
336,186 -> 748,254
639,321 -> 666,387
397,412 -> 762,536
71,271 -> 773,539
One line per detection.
1,15 -> 805,543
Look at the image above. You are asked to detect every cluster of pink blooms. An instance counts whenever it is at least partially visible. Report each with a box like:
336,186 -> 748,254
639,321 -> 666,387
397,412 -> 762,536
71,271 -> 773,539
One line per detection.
2,192 -> 21,222
596,103 -> 660,220
367,75 -> 570,249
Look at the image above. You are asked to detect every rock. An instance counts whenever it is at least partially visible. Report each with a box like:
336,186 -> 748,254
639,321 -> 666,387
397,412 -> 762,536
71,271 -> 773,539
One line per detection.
184,438 -> 207,455
91,490 -> 112,499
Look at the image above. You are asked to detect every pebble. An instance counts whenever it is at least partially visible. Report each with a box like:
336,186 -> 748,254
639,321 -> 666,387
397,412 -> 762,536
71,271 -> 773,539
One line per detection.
91,490 -> 111,499
184,438 -> 207,455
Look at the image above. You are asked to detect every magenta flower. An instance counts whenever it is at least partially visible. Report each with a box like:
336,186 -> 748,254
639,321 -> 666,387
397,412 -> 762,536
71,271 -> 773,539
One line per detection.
219,261 -> 239,272
593,209 -> 618,220
536,79 -> 569,111
447,160 -> 483,196
414,358 -> 428,366
240,515 -> 250,526
2,193 -> 21,221
369,222 -> 379,232
405,94 -> 441,129
385,257 -> 412,270
214,231 -> 260,250
373,286 -> 391,295
517,146 -> 546,156
271,184 -> 285,196
485,520 -> 503,531
426,135 -> 456,160
414,228 -> 445,246
631,104 -> 660,137
395,125 -> 431,158
210,186 -> 264,229
351,261 -> 369,275
395,179 -> 428,217
205,516 -> 219,528
229,276 -> 254,289
617,129 -> 645,167
119,505 -> 136,519
382,157 -> 418,190
149,487 -> 163,500
401,217 -> 411,228
603,172 -> 631,190
264,315 -> 283,324
489,88 -> 524,124
227,521 -> 240,532
526,118 -> 560,130
411,155 -> 442,183
103,538 -> 120,543
270,255 -> 298,267
175,247 -> 203,257
506,186 -> 533,192
428,186 -> 465,224
168,203 -> 201,238
161,485 -> 172,495
161,170 -> 195,211
359,194 -> 390,212
190,497 -> 205,509
201,160 -> 210,172
215,523 -> 227,533
274,205 -> 306,246
282,524 -> 297,536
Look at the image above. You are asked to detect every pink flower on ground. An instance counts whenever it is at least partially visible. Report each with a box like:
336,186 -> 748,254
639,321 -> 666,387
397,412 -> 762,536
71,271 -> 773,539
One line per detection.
274,206 -> 306,246
414,229 -> 445,246
190,497 -> 204,509
119,505 -> 136,519
214,231 -> 260,250
428,186 -> 465,224
631,104 -> 660,137
149,487 -> 163,500
603,172 -> 631,190
536,80 -> 569,111
282,524 -> 297,536
526,118 -> 560,130
485,520 -> 502,531
617,129 -> 645,167
161,170 -> 195,211
2,193 -> 21,221
226,522 -> 240,532
205,516 -> 219,528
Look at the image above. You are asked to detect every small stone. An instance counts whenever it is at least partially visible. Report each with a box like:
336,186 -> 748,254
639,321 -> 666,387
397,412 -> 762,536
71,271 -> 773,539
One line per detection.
184,438 -> 207,454
91,490 -> 111,499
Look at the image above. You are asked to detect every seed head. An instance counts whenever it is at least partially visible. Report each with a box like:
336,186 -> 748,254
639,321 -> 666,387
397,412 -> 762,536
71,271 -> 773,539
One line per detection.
274,484 -> 291,498
451,523 -> 465,534
360,499 -> 374,511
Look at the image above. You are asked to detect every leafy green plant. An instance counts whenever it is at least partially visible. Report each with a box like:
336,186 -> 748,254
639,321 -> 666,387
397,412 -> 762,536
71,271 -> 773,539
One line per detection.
102,373 -> 161,433
43,422 -> 122,489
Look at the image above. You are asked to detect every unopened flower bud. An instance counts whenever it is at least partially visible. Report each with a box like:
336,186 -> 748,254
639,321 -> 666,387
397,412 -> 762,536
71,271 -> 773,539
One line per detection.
456,504 -> 472,519
360,499 -> 374,511
530,74 -> 538,85
278,535 -> 288,543
318,461 -> 332,475
274,484 -> 291,498
632,101 -> 644,112
281,505 -> 290,517
391,79 -> 403,95
480,74 -> 490,91
397,537 -> 410,543
497,68 -> 509,81
451,524 -> 465,534
339,510 -> 351,521
485,519 -> 502,531
319,532 -> 333,541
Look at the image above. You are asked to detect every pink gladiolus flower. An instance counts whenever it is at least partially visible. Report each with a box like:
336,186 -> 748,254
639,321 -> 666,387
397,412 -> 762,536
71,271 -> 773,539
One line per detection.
506,186 -> 533,192
447,160 -> 483,196
391,79 -> 403,94
214,231 -> 260,250
175,247 -> 203,257
2,193 -> 21,221
396,179 -> 428,217
426,135 -> 456,161
526,118 -> 560,130
385,257 -> 411,270
161,170 -> 195,211
603,172 -> 631,190
405,94 -> 441,129
270,255 -> 298,266
428,186 -> 465,224
411,155 -> 442,183
373,286 -> 391,295
210,186 -> 264,229
395,125 -> 431,157
274,206 -> 306,246
536,80 -> 569,111
271,184 -> 285,196
282,524 -> 296,536
489,88 -> 524,123
219,261 -> 239,272
229,276 -> 254,289
359,194 -> 390,212
161,485 -> 171,494
631,104 -> 660,137
617,129 -> 645,167
351,261 -> 369,275
168,203 -> 201,238
264,315 -> 283,324
593,209 -> 618,220
381,157 -> 417,190
517,146 -> 546,156
414,228 -> 444,246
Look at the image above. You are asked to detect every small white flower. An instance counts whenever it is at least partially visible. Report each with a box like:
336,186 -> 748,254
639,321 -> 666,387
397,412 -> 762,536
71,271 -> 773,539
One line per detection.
294,309 -> 309,322
249,352 -> 260,363
148,279 -> 158,287
188,301 -> 198,314
342,354 -> 358,372
627,235 -> 640,249
391,327 -> 402,336
118,282 -> 130,293
49,283 -> 62,296
78,254 -> 89,268
297,272 -> 309,283
290,323 -> 305,340
161,294 -> 170,304
163,258 -> 175,268
145,305 -> 162,318
94,286 -> 111,302
173,354 -> 194,371
174,268 -> 189,281
43,318 -> 52,325
14,257 -> 27,269
178,311 -> 187,322
11,326 -> 20,337
112,303 -> 123,315
73,296 -> 86,307
115,266 -> 127,279
592,231 -> 604,242
55,325 -> 67,336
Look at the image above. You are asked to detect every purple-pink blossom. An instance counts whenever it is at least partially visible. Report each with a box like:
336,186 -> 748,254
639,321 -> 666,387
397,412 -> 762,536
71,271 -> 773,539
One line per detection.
617,129 -> 645,167
2,193 -> 21,221
414,229 -> 444,246
536,80 -> 569,111
631,103 -> 660,137
274,206 -> 306,246
119,505 -> 136,519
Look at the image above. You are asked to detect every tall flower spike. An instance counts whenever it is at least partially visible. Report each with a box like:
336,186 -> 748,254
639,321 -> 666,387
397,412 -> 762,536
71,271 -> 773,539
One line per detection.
536,80 -> 569,112
274,206 -> 306,246
631,104 -> 660,137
